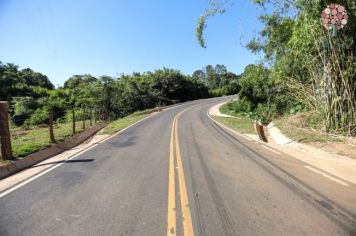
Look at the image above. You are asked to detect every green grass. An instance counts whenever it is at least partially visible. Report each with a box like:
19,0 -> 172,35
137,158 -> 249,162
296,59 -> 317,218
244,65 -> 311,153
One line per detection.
214,102 -> 256,134
4,110 -> 151,159
213,116 -> 255,134
100,112 -> 149,135
219,102 -> 341,143
10,121 -> 91,158
219,102 -> 239,116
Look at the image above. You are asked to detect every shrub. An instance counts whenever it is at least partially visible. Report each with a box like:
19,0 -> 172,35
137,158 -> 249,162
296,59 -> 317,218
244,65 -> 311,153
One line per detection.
231,98 -> 253,113
65,109 -> 86,122
307,112 -> 324,130
25,108 -> 48,126
255,104 -> 278,125
11,97 -> 38,126
289,104 -> 307,115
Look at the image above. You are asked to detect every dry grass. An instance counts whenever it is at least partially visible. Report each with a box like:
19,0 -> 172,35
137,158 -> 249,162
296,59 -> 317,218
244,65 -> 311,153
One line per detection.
273,113 -> 341,143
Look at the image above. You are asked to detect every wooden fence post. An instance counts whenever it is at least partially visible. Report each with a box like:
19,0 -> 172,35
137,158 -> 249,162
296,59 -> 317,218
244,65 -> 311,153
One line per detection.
94,107 -> 97,125
89,106 -> 92,127
0,101 -> 13,160
72,109 -> 76,134
82,105 -> 86,130
49,110 -> 55,143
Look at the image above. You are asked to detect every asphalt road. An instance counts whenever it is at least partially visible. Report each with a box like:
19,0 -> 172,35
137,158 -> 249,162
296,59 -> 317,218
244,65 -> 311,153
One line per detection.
1,97 -> 356,236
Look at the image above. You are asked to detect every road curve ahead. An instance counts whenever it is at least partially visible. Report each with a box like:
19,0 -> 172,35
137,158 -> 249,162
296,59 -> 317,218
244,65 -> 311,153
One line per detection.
1,97 -> 355,236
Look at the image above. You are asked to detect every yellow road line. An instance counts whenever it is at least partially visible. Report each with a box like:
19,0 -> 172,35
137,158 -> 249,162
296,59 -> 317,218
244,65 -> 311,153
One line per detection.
167,117 -> 177,235
167,106 -> 196,236
175,116 -> 195,236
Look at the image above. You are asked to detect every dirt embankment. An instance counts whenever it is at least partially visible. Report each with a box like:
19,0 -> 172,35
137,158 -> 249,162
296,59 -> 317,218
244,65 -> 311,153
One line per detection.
274,112 -> 356,160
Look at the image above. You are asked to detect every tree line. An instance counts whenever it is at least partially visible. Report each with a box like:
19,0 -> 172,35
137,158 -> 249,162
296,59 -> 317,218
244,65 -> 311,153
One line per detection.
0,62 -> 240,127
197,0 -> 355,135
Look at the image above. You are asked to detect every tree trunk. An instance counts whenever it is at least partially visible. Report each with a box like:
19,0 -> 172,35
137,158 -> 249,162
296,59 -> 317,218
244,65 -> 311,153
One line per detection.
90,106 -> 92,127
72,109 -> 76,134
83,105 -> 86,130
49,110 -> 55,143
94,107 -> 97,125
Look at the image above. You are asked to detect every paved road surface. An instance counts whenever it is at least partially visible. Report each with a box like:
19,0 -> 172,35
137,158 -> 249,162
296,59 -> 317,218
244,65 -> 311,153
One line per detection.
1,97 -> 356,235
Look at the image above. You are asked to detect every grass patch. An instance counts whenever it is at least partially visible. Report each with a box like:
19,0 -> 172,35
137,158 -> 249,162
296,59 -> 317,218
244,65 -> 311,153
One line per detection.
219,102 -> 240,116
215,102 -> 255,134
6,110 -> 150,159
10,121 -> 90,158
220,102 -> 341,143
213,116 -> 255,134
100,112 -> 149,135
273,116 -> 341,143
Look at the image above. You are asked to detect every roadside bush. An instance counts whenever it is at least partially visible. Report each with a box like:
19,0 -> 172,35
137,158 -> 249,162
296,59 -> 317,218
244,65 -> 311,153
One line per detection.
231,98 -> 253,113
222,100 -> 277,125
286,101 -> 308,115
11,97 -> 38,126
307,112 -> 325,130
209,81 -> 241,97
65,109 -> 86,122
55,117 -> 67,125
210,87 -> 226,97
255,104 -> 278,125
25,108 -> 48,127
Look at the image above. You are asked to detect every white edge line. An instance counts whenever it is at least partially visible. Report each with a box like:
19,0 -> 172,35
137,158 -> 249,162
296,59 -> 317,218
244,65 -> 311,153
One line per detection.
261,145 -> 282,155
0,143 -> 99,198
0,112 -> 157,199
207,104 -> 349,187
101,112 -> 158,143
304,165 -> 349,186
0,99 -> 230,198
207,107 -> 284,157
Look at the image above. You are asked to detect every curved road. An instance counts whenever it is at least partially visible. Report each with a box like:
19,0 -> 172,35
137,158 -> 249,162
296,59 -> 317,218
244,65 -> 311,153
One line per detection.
1,97 -> 356,235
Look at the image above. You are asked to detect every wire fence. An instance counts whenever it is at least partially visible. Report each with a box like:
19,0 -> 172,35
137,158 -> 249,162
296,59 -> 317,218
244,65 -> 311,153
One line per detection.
1,102 -> 106,161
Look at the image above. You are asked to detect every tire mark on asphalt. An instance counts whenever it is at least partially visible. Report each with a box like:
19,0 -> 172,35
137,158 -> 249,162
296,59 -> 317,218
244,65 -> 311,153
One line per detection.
184,123 -> 206,236
189,123 -> 238,236
204,115 -> 356,233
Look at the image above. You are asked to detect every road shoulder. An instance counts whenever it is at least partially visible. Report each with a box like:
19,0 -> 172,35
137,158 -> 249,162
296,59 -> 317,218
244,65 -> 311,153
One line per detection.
208,102 -> 356,186
0,111 -> 157,196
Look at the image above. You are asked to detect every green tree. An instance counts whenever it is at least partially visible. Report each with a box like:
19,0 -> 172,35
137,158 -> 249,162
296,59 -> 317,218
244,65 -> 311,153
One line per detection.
197,0 -> 356,134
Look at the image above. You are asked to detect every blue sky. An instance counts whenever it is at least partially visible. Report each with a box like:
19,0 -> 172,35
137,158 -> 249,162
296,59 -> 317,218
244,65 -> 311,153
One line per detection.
0,0 -> 264,86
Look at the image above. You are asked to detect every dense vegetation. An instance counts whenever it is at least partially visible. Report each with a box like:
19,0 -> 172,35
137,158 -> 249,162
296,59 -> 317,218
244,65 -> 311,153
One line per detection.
197,0 -> 355,136
0,62 -> 240,128
192,64 -> 241,96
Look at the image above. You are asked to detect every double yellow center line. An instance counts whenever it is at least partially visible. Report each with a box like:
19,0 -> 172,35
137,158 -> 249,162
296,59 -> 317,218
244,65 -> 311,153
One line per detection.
167,109 -> 194,236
